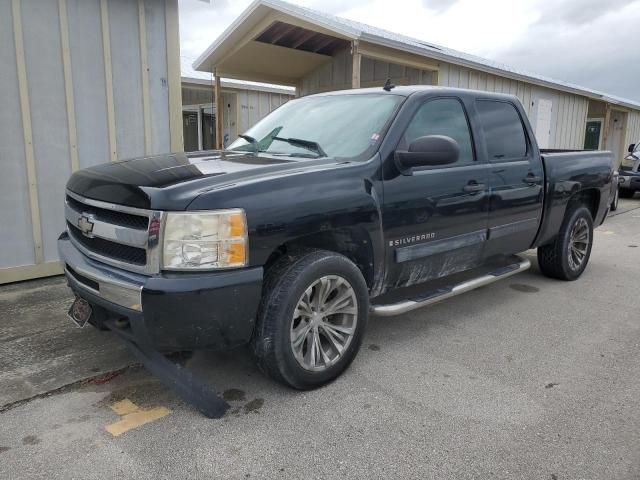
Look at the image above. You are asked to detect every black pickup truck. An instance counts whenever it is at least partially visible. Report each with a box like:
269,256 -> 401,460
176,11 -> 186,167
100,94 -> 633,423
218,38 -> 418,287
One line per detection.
59,86 -> 614,416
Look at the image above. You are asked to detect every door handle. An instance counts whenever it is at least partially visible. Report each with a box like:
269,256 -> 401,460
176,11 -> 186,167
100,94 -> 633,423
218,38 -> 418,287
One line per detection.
463,182 -> 486,193
523,175 -> 542,184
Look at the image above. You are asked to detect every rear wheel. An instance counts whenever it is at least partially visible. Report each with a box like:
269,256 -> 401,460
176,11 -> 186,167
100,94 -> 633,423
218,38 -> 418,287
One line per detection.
610,186 -> 619,211
619,189 -> 635,199
251,250 -> 369,389
537,206 -> 593,281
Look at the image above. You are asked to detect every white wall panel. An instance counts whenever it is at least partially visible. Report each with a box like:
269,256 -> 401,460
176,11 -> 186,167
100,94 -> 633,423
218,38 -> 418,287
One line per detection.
0,0 -> 35,268
145,0 -> 170,154
68,0 -> 110,168
109,0 -> 145,160
22,0 -> 71,262
258,92 -> 270,120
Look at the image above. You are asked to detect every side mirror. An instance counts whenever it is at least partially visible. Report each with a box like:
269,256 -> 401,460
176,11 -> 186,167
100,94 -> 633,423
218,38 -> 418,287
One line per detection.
395,135 -> 459,174
629,143 -> 636,153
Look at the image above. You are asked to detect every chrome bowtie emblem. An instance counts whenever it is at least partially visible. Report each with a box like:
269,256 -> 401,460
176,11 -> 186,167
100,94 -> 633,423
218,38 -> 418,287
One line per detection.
77,214 -> 95,237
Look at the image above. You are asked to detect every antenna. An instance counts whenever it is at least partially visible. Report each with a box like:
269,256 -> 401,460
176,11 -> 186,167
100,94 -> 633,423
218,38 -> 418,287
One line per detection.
383,78 -> 395,91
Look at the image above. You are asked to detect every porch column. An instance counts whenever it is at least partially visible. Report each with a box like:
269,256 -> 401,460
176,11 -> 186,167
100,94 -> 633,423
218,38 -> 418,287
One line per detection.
351,40 -> 361,89
602,103 -> 611,149
214,72 -> 223,149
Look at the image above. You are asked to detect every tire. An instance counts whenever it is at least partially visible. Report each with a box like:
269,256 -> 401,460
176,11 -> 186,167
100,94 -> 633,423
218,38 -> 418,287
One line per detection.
610,187 -> 619,211
537,205 -> 593,281
251,249 -> 369,390
619,189 -> 635,199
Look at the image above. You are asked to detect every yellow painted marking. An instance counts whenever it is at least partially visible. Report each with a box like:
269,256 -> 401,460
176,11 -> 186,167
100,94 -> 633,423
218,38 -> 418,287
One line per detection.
110,399 -> 139,416
598,230 -> 615,235
106,399 -> 171,437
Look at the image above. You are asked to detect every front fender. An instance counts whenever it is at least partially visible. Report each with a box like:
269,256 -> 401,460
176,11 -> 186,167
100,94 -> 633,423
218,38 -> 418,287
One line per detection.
186,157 -> 385,285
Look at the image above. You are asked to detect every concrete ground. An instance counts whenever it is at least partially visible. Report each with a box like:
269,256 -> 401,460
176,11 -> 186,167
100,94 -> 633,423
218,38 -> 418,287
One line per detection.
1,199 -> 640,479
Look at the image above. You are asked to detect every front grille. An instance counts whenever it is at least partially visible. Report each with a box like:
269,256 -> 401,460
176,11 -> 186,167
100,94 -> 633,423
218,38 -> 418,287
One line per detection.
68,222 -> 147,266
66,195 -> 148,230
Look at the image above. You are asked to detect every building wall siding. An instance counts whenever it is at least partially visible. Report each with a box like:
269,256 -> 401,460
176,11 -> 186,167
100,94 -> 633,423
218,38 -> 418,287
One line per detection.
0,0 -> 180,284
21,0 -> 71,263
625,111 -> 640,150
300,47 -> 437,96
0,0 -> 34,269
300,48 -> 352,95
67,0 -> 110,169
234,90 -> 291,143
438,61 -> 589,149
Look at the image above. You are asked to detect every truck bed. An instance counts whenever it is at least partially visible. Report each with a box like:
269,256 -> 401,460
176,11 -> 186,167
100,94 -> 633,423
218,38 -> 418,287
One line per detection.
534,149 -> 614,247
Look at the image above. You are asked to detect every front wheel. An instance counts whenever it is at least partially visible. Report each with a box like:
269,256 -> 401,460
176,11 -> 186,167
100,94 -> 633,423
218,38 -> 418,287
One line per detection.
251,250 -> 369,390
537,206 -> 594,281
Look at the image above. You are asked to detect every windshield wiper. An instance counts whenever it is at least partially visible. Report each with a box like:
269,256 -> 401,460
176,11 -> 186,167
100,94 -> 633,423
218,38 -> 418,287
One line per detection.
238,134 -> 259,153
272,137 -> 327,158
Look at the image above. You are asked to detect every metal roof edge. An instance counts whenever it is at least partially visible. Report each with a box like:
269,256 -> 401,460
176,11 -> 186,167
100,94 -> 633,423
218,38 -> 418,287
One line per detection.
182,75 -> 295,94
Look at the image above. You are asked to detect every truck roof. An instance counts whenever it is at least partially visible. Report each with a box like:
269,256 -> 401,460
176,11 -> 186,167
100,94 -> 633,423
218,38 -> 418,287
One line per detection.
310,85 -> 517,102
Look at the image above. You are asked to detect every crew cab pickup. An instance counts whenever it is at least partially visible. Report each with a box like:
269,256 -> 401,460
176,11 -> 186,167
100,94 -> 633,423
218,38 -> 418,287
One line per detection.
59,86 -> 614,414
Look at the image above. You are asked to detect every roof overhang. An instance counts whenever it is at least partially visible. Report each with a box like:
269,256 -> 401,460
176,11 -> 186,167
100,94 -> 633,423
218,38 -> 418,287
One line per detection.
194,0 -> 640,111
193,1 -> 355,86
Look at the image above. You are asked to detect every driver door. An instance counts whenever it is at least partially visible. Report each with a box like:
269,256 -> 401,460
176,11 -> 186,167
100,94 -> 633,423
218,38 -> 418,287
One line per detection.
381,96 -> 490,288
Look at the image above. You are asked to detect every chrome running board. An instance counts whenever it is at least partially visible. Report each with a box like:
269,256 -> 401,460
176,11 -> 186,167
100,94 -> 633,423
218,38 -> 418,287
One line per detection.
370,256 -> 531,317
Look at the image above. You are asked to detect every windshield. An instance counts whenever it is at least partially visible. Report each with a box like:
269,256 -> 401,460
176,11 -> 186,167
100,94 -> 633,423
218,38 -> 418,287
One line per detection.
227,93 -> 403,159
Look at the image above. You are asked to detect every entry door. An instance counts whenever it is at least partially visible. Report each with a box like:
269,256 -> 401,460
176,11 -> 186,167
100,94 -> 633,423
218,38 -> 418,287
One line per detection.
382,97 -> 490,288
183,112 -> 199,152
477,100 -> 544,257
584,120 -> 602,150
202,112 -> 216,150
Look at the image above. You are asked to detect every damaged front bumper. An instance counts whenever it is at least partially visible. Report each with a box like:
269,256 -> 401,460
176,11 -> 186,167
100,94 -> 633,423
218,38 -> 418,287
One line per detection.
58,232 -> 263,351
57,232 -> 264,417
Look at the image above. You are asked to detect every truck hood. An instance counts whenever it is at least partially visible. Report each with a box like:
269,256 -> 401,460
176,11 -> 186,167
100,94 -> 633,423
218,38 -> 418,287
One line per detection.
66,150 -> 333,210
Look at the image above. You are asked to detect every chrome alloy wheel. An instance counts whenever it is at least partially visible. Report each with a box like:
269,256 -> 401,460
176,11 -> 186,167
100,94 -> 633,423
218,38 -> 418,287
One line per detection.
290,275 -> 358,372
568,217 -> 590,270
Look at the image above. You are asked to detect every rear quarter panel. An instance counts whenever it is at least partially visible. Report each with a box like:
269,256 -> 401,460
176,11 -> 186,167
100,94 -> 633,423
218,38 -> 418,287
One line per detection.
534,151 -> 613,246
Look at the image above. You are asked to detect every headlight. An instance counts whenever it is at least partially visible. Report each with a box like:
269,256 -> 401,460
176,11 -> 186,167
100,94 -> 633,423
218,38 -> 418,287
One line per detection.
162,209 -> 247,270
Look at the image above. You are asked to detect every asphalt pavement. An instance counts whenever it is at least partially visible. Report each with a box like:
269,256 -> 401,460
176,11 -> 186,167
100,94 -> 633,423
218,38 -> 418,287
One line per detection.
1,199 -> 639,479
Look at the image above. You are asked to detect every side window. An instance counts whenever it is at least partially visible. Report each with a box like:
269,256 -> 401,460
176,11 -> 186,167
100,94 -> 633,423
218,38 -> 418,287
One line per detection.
476,100 -> 528,161
402,98 -> 475,164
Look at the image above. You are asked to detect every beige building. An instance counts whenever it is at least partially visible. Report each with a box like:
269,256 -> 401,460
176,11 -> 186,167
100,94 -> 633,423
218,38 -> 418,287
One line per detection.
193,0 -> 640,163
0,0 -> 182,284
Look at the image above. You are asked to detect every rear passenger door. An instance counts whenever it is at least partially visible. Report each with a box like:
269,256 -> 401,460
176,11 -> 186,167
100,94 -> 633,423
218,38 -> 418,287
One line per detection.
382,97 -> 490,288
476,99 -> 544,257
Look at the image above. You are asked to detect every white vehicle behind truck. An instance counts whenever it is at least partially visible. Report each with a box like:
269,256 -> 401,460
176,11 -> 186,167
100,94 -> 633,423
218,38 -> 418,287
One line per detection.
619,141 -> 640,198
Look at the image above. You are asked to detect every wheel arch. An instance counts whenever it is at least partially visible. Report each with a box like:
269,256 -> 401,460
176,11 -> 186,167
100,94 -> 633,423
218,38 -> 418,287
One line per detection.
263,227 -> 377,291
567,188 -> 600,220
534,187 -> 602,248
